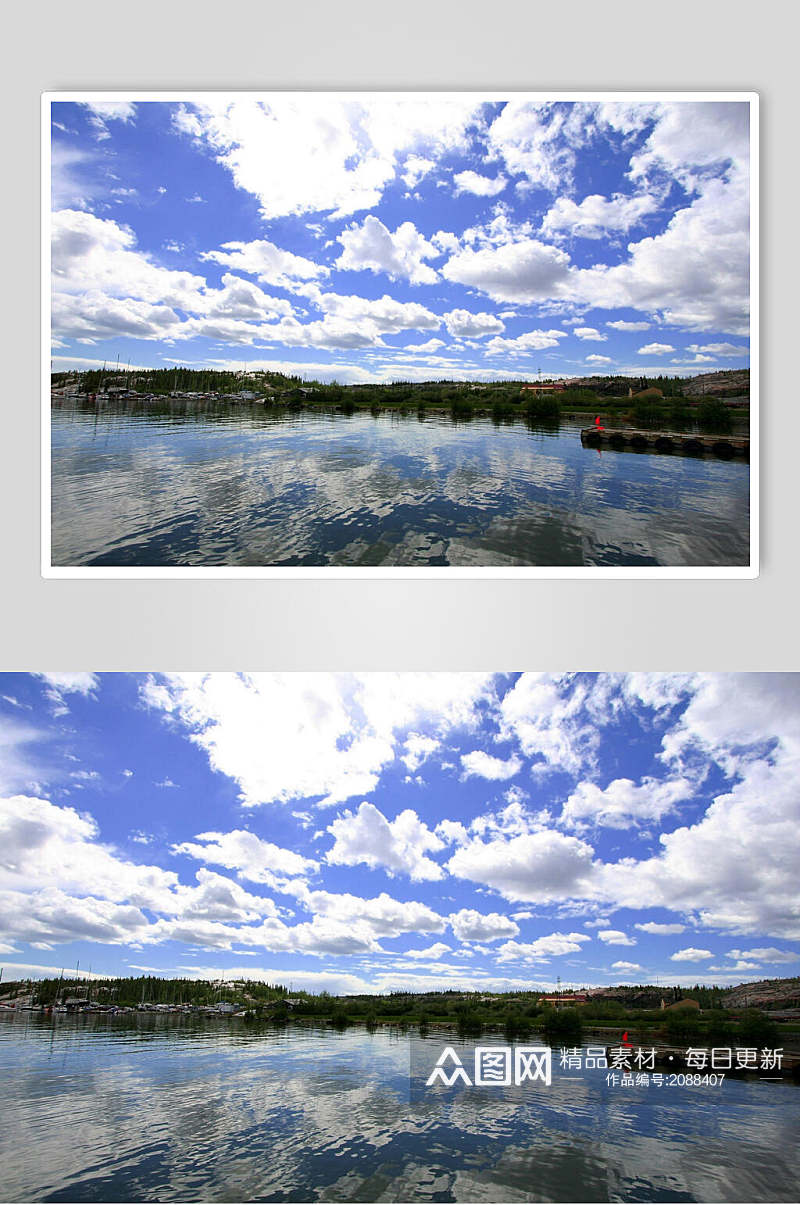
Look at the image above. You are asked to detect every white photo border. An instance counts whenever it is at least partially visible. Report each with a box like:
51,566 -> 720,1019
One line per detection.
41,89 -> 759,580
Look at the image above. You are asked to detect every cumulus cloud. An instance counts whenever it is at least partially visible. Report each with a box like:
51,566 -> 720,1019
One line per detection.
199,239 -> 327,289
560,776 -> 694,829
637,342 -> 675,355
486,102 -> 588,193
326,802 -> 445,880
460,751 -> 522,781
496,931 -> 591,963
442,238 -> 571,303
726,947 -> 798,964
449,908 -> 519,942
177,97 -> 482,219
541,193 -> 658,240
447,829 -> 597,904
453,170 -> 507,197
670,947 -> 712,962
172,829 -> 317,886
597,929 -> 637,947
335,216 -> 440,284
443,309 -> 505,338
142,672 -> 495,809
498,673 -> 600,776
485,328 -> 568,356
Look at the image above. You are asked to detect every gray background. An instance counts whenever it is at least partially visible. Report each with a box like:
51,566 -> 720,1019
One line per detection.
1,0 -> 794,670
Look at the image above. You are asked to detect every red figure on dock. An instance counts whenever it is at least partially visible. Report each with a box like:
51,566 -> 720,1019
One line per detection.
594,415 -> 605,432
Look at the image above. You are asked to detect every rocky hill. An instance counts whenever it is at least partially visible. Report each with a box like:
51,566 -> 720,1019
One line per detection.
721,977 -> 800,1010
681,369 -> 750,398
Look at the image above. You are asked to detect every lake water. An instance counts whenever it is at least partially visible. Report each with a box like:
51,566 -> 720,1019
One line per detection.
50,403 -> 750,568
1,1013 -> 796,1202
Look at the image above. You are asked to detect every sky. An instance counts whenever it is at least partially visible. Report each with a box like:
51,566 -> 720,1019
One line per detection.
50,96 -> 751,386
0,673 -> 796,995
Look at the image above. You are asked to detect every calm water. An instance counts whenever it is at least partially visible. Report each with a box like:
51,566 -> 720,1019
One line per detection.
1,1014 -> 796,1202
50,403 -> 750,568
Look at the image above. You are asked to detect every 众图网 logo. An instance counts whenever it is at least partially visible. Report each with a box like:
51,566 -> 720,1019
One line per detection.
425,1045 -> 552,1088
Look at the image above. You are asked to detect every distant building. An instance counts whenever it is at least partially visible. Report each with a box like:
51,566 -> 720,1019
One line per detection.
538,992 -> 589,1009
521,382 -> 566,395
217,1002 -> 236,1014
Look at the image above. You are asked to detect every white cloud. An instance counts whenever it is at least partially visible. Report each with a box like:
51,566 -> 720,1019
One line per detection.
561,776 -> 694,829
402,155 -> 436,188
335,216 -> 440,284
174,98 -> 481,219
449,908 -> 519,942
727,947 -> 798,964
634,922 -> 687,935
585,354 -> 612,364
573,169 -> 750,335
35,672 -> 98,696
460,751 -> 522,781
142,672 -> 495,809
172,829 -> 316,886
626,101 -> 749,188
326,802 -> 445,881
291,887 -> 446,939
498,674 -> 600,776
448,829 -> 596,904
401,942 -> 453,959
573,327 -> 607,342
670,947 -> 712,962
487,102 -> 587,193
611,961 -> 643,974
199,239 -> 327,288
453,170 -> 507,197
496,931 -> 591,963
312,290 -> 441,334
541,193 -> 658,240
606,319 -> 652,332
443,309 -> 505,338
686,343 -> 749,357
597,929 -> 637,947
442,238 -> 571,303
401,733 -> 440,772
82,101 -> 137,140
485,328 -> 568,356
637,342 -> 675,355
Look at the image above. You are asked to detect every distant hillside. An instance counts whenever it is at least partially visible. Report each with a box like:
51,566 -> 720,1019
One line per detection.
721,977 -> 800,1010
681,369 -> 750,398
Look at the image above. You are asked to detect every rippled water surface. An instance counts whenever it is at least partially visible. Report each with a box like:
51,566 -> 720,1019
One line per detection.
1,1014 -> 796,1202
50,403 -> 750,567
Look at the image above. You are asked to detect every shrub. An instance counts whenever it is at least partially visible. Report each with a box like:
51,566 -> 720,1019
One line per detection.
737,1009 -> 780,1047
524,395 -> 561,419
697,399 -> 733,432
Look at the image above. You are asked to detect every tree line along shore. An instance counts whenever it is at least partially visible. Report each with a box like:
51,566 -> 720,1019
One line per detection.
2,973 -> 795,1050
51,368 -> 750,434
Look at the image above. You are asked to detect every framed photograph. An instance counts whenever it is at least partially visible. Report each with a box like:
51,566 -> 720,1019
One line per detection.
43,93 -> 757,577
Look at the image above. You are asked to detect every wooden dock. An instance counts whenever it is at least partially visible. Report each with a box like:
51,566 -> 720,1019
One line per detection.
581,427 -> 749,459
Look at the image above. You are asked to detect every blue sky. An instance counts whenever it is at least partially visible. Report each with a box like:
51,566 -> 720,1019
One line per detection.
50,97 -> 751,385
1,673 -> 796,993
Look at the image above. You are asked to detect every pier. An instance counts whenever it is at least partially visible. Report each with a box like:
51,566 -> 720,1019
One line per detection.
581,427 -> 749,459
